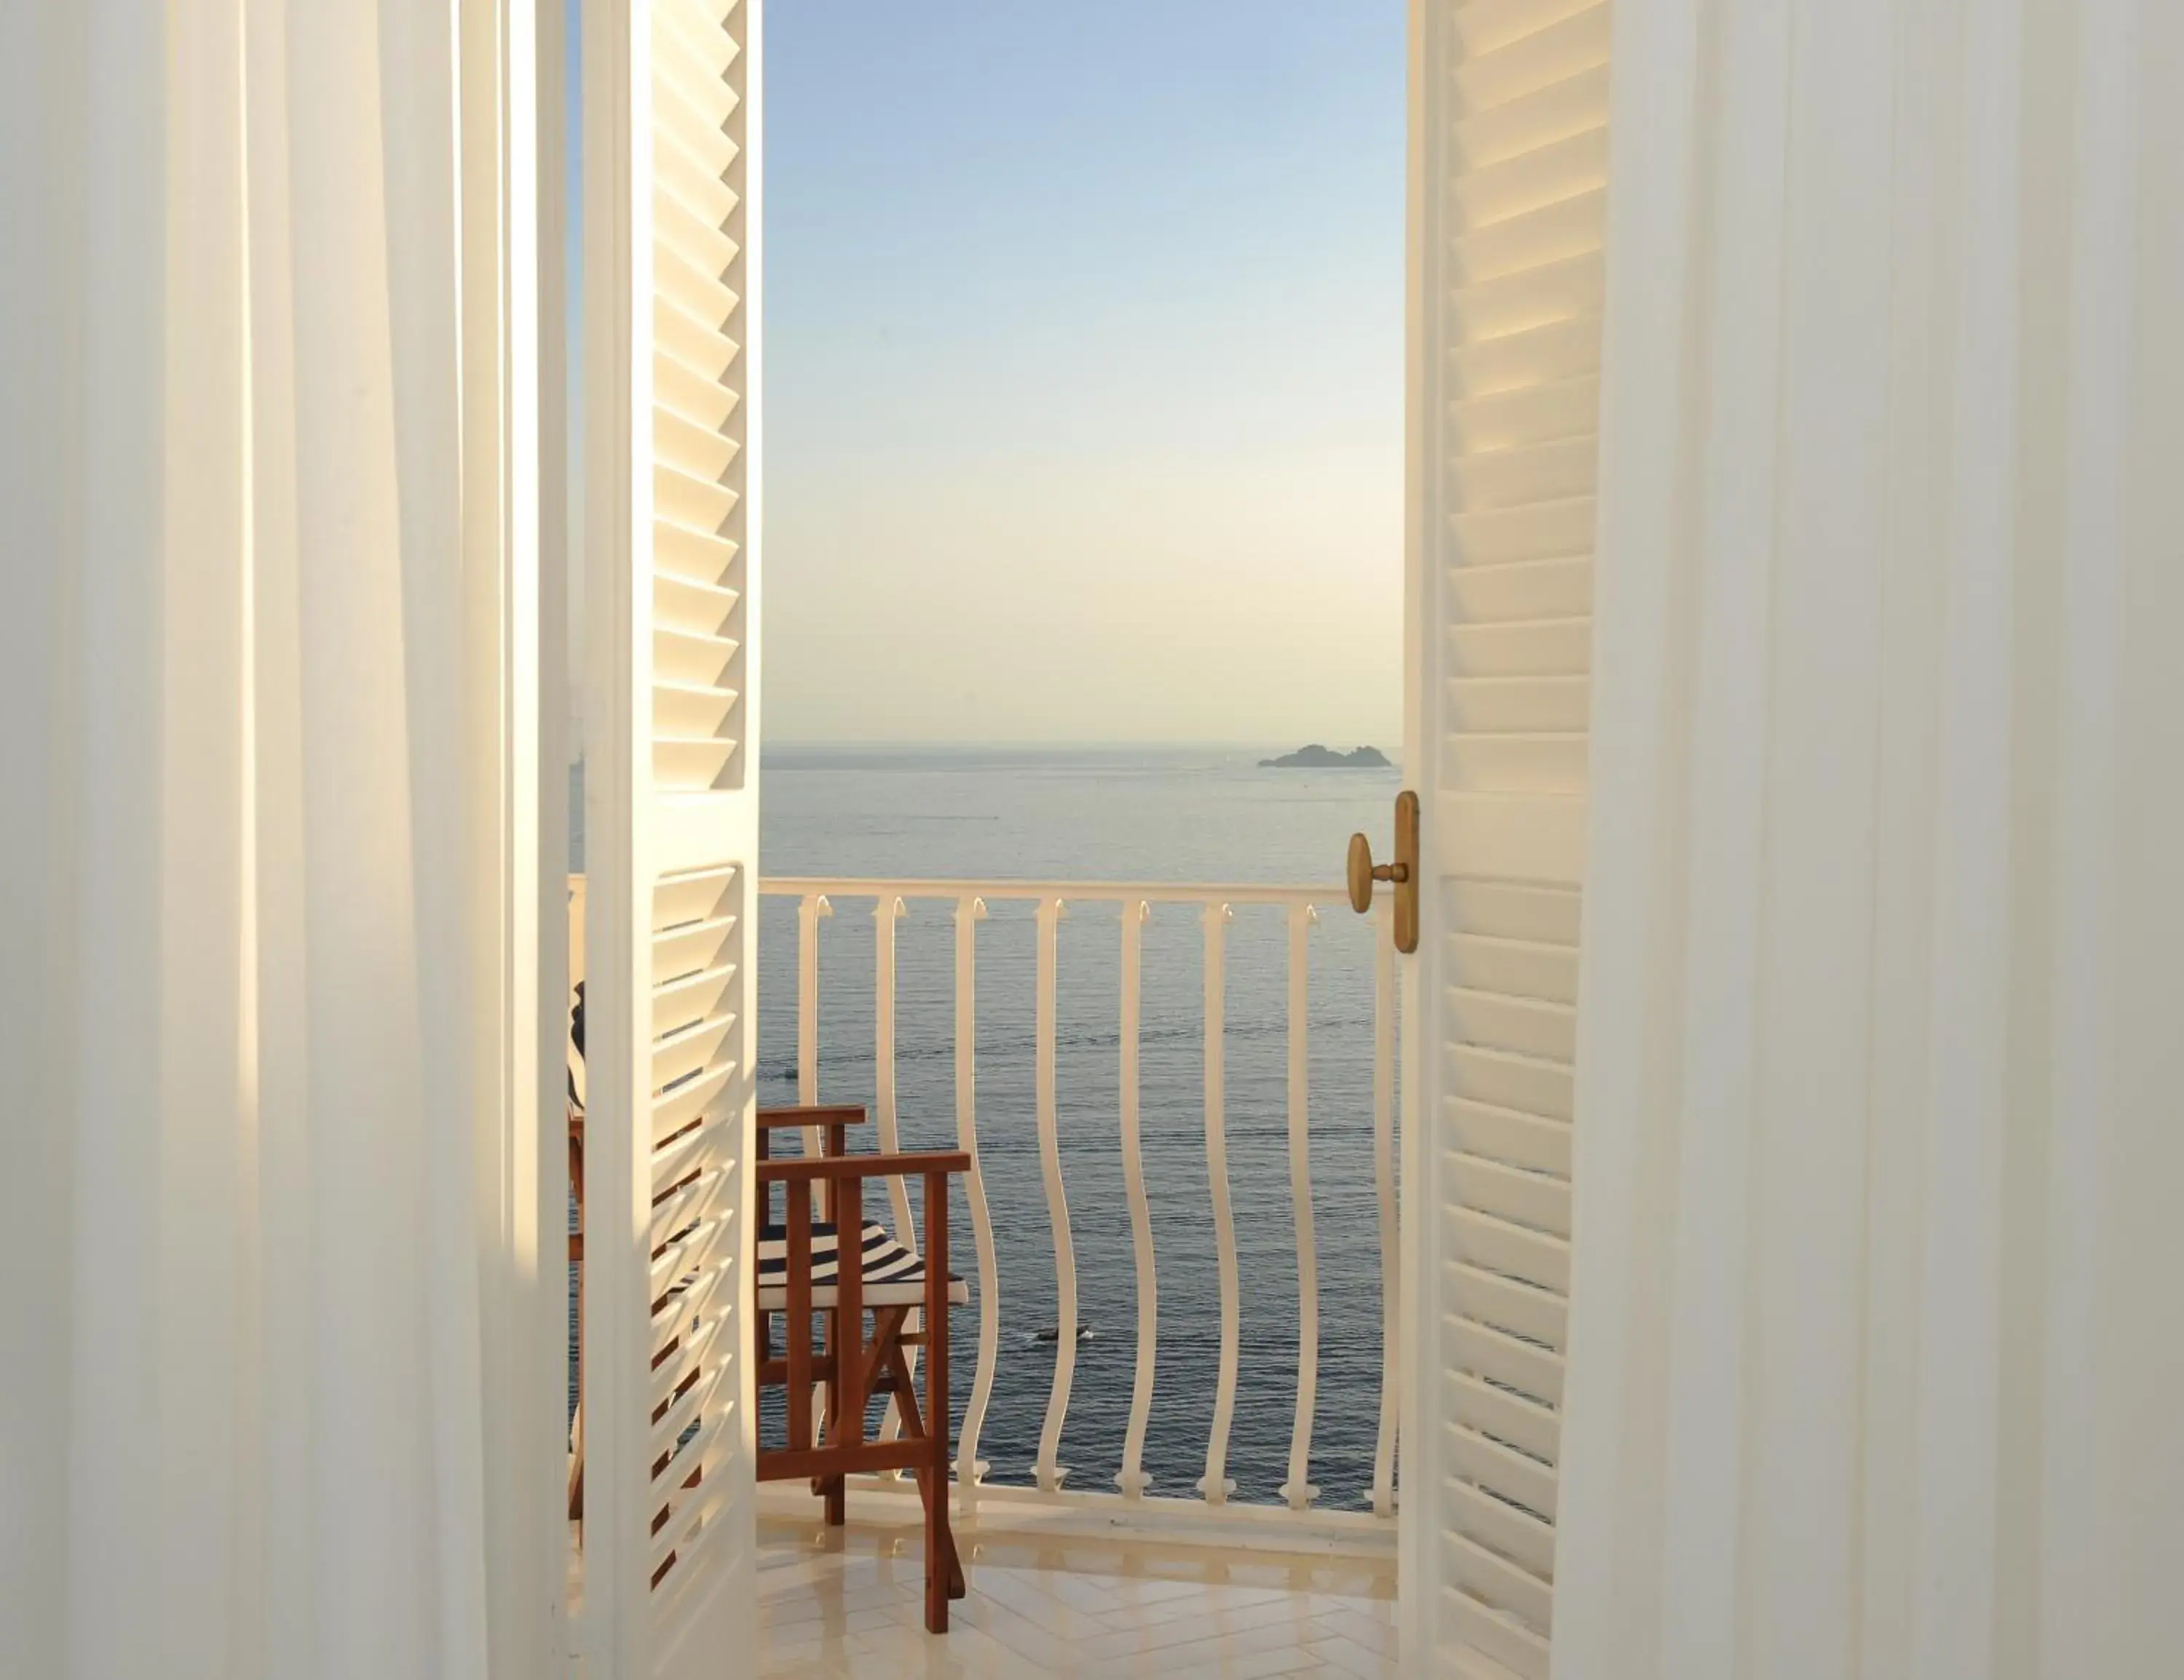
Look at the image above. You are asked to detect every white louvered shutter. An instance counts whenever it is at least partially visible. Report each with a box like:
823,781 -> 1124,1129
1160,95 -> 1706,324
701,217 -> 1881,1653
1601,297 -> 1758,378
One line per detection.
581,2 -> 761,1675
1403,2 -> 1607,1676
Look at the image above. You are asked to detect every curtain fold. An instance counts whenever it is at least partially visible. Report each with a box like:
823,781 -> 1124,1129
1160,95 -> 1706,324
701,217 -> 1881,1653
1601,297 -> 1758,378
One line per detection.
0,4 -> 545,1677
1561,1 -> 2184,1676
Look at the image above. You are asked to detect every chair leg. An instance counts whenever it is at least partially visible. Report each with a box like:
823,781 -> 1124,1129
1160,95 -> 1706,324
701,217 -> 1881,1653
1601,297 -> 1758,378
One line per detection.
923,1451 -> 949,1632
921,1465 -> 965,1598
819,1309 -> 846,1526
879,1338 -> 967,1604
922,1174 -> 954,1634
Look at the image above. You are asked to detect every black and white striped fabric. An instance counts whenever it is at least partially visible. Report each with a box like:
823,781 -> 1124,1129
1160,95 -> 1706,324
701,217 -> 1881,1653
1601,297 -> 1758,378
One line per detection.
756,1219 -> 968,1311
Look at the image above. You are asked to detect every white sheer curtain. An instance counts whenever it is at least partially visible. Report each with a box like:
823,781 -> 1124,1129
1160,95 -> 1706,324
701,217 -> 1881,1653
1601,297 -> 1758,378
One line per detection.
1559,1 -> 2183,1676
0,4 -> 553,1678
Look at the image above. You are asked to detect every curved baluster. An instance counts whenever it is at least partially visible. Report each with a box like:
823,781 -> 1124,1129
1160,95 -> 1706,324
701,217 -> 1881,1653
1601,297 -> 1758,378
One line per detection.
792,892 -> 831,1446
1032,898 -> 1077,1489
1197,902 -> 1239,1505
874,898 -> 917,1457
1115,900 -> 1157,1497
952,894 -> 997,1499
1372,892 -> 1401,1517
871,895 -> 915,1235
794,892 -> 831,1239
795,892 -> 828,1105
1281,903 -> 1321,1510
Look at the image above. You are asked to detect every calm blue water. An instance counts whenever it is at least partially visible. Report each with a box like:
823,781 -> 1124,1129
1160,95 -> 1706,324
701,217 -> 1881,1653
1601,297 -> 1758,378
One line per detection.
753,745 -> 1402,1508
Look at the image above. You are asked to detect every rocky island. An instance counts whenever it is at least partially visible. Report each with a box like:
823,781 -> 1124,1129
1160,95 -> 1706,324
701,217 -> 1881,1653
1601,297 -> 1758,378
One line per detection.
1258,744 -> 1392,769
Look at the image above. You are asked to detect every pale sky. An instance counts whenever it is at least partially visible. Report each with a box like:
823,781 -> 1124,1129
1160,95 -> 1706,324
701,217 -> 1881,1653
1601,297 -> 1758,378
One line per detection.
762,1 -> 1406,745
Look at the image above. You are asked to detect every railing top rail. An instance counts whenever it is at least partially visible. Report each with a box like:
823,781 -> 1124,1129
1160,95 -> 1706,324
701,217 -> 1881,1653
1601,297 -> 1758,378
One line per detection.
759,876 -> 1357,907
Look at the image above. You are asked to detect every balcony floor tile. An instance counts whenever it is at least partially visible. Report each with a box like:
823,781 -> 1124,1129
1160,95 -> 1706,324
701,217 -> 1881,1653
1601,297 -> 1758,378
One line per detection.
759,1513 -> 1398,1679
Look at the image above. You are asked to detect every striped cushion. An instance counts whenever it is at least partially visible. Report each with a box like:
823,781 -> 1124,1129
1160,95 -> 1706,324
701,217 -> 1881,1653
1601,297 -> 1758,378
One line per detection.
757,1219 -> 968,1309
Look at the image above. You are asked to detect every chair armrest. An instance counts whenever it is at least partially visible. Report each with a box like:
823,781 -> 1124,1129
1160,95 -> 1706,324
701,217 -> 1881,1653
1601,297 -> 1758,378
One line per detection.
757,1150 -> 970,1186
756,1104 -> 869,1130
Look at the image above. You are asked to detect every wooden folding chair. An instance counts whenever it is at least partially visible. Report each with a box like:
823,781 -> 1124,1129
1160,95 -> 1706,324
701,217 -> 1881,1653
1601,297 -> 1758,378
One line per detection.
756,1106 -> 970,1634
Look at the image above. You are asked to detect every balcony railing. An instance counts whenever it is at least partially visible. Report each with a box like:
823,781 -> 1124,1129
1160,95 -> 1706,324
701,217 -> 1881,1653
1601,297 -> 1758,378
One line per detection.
760,877 -> 1401,1541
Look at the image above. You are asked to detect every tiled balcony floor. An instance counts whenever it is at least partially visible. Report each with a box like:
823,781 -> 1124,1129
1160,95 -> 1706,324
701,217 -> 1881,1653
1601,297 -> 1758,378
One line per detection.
758,1513 -> 1398,1679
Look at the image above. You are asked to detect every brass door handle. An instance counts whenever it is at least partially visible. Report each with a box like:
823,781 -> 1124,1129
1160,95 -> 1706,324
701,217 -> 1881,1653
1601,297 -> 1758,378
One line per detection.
1347,790 -> 1420,954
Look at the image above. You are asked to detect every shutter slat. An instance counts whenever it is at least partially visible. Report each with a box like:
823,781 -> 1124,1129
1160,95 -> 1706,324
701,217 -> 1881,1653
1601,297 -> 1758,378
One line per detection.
651,1063 -> 731,1146
1452,127 -> 1610,226
1452,1150 -> 1572,1238
654,682 -> 738,740
1450,188 -> 1606,289
1452,1206 -> 1571,1295
655,464 -> 739,542
653,1013 -> 735,1090
1449,1261 -> 1570,1352
652,71 -> 737,175
1452,1 -> 1610,112
1452,1371 -> 1561,1466
1454,63 -> 1610,172
1447,1516 -> 1554,1628
1451,1042 -> 1574,1122
1449,1588 -> 1552,1680
1452,0 -> 1603,59
653,865 -> 736,932
1443,734 -> 1587,794
1449,1097 -> 1574,1176
1444,879 -> 1582,945
1449,1318 -> 1565,1411
1449,249 -> 1605,341
1447,932 -> 1579,1003
655,352 -> 739,434
653,185 -> 738,277
655,523 -> 740,593
1449,617 -> 1591,678
1450,314 -> 1602,400
1449,374 -> 1601,453
1449,433 -> 1598,511
1447,555 -> 1592,619
1449,1423 -> 1559,1521
654,625 -> 737,689
653,911 -> 737,982
655,404 -> 738,483
1451,496 -> 1596,566
649,1167 -> 726,1251
1447,674 -> 1591,734
656,241 -> 737,333
654,294 -> 739,382
654,122 -> 738,230
654,573 -> 739,638
1448,986 -> 1578,1064
654,737 -> 736,792
652,964 -> 735,1039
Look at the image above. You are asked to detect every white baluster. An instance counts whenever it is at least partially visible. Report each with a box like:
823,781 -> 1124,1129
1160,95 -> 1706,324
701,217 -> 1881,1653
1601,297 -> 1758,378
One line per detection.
1197,902 -> 1239,1505
796,892 -> 827,1105
1281,903 -> 1321,1510
952,894 -> 997,1502
792,891 -> 831,1447
1372,892 -> 1400,1518
1032,897 -> 1076,1491
794,892 -> 831,1229
1115,900 -> 1157,1498
874,898 -> 917,1459
871,895 -> 914,1235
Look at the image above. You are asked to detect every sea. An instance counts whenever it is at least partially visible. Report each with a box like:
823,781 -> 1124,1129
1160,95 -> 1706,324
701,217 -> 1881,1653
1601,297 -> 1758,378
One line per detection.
579,744 -> 1404,1510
